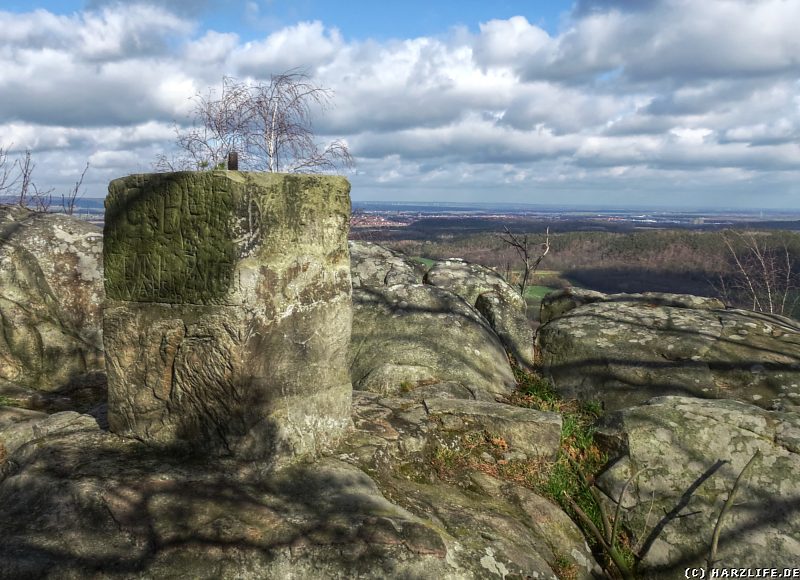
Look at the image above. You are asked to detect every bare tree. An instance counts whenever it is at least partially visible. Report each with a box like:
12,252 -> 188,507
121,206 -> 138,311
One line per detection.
16,149 -> 34,207
0,144 -> 20,199
62,162 -> 90,216
159,70 -> 352,174
718,230 -> 799,316
156,76 -> 252,172
249,71 -> 352,172
497,226 -> 551,297
14,149 -> 53,212
29,184 -> 53,213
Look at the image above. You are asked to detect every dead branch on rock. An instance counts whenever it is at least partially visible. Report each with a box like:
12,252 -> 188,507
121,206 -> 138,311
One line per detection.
62,162 -> 89,216
0,144 -> 20,198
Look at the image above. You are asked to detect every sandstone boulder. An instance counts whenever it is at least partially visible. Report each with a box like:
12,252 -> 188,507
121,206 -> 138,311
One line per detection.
0,205 -> 104,395
349,283 -> 516,399
537,291 -> 800,411
349,240 -> 424,288
594,396 -> 800,577
539,287 -> 607,325
103,172 -> 353,466
425,259 -> 535,369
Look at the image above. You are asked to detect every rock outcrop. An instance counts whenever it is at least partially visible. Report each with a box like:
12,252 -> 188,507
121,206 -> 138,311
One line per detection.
348,242 -> 530,400
537,290 -> 800,411
595,396 -> 800,577
350,283 -> 516,399
103,172 -> 353,466
0,388 -> 599,579
0,205 -> 104,399
4,202 -> 800,579
349,240 -> 424,288
425,259 -> 535,369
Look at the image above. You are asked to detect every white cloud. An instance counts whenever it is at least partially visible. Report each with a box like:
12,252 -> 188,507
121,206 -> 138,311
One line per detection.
0,1 -> 799,206
232,20 -> 343,77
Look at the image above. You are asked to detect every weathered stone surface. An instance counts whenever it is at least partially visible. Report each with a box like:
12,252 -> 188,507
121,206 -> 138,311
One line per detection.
540,288 -> 726,326
425,259 -> 535,369
0,409 -> 88,462
0,379 -> 76,413
0,392 -> 600,579
0,205 -> 104,393
104,172 -> 353,465
537,292 -> 800,411
424,398 -> 562,459
350,283 -> 516,399
349,240 -> 424,288
475,290 -> 536,369
594,396 -> 800,577
539,287 -> 607,325
342,390 -> 600,579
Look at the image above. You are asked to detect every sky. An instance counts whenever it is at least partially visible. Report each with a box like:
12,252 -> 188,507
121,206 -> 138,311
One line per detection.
0,0 -> 799,209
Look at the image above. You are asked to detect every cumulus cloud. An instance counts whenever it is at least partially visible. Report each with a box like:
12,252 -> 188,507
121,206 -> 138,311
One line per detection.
232,20 -> 343,78
0,0 -> 798,206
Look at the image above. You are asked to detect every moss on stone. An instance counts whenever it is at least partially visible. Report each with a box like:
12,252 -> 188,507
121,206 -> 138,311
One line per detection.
104,172 -> 236,304
104,171 -> 351,305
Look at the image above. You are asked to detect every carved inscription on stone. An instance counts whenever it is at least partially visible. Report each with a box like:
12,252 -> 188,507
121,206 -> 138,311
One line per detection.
105,173 -> 237,304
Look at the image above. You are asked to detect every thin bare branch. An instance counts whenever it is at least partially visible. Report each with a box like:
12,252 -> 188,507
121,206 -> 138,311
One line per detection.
62,162 -> 90,215
0,144 -> 21,197
497,226 -> 550,297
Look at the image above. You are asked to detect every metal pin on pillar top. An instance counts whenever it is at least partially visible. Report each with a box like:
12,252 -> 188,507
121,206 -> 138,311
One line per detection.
228,151 -> 239,171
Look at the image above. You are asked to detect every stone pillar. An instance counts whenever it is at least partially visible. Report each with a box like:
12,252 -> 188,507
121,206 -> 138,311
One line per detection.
103,171 -> 353,467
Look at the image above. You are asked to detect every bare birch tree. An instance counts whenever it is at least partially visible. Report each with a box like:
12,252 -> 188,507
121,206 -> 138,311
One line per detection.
718,230 -> 799,316
158,70 -> 352,173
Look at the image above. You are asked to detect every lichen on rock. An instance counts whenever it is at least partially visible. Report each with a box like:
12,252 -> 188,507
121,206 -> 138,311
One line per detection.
0,205 -> 104,397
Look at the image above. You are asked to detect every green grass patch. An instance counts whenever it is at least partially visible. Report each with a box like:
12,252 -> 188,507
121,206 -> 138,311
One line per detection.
0,395 -> 15,407
411,256 -> 436,268
524,285 -> 556,299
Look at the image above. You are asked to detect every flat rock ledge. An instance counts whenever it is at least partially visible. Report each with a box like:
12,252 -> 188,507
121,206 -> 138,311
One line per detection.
0,392 -> 597,579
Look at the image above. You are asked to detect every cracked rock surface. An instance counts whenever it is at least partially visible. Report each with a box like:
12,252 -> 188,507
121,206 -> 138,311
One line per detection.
537,291 -> 800,411
0,205 -> 105,397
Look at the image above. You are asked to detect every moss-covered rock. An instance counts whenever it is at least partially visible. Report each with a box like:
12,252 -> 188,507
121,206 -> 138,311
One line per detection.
104,172 -> 353,467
